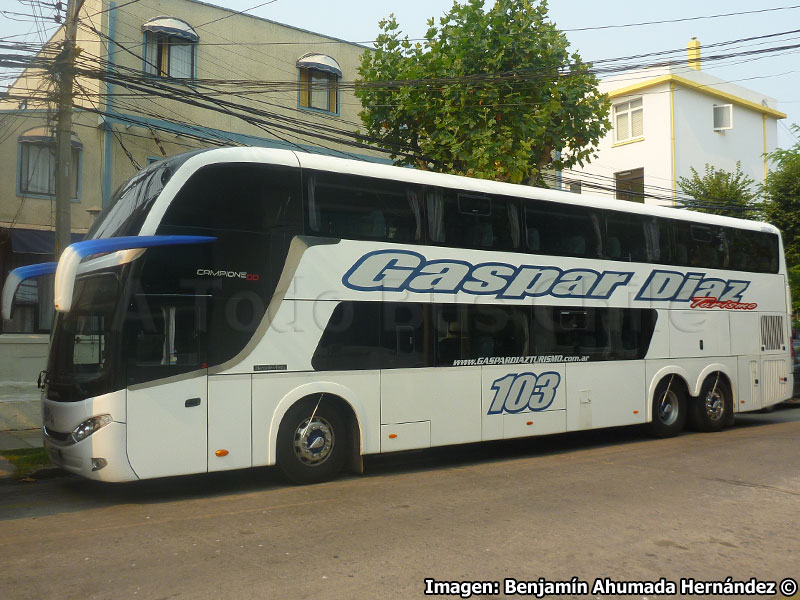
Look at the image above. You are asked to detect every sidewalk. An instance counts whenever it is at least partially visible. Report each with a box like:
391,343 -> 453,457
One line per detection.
0,428 -> 43,451
0,428 -> 44,480
0,381 -> 42,432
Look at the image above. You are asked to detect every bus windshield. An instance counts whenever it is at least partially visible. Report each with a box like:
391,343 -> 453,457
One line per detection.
46,271 -> 122,402
86,151 -> 203,240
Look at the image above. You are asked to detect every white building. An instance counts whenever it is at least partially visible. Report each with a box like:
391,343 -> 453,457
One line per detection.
567,39 -> 786,205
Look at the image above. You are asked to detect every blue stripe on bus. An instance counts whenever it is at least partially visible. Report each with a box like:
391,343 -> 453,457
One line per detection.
68,235 -> 217,259
9,262 -> 58,280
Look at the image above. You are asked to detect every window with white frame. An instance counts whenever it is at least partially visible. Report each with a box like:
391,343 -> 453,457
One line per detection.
713,104 -> 733,131
142,17 -> 198,79
613,98 -> 644,142
18,128 -> 80,198
297,53 -> 341,114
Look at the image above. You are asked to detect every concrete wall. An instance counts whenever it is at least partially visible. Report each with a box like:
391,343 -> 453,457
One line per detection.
674,85 -> 774,195
0,335 -> 49,383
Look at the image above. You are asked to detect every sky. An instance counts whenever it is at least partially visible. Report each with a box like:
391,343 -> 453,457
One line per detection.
2,0 -> 799,148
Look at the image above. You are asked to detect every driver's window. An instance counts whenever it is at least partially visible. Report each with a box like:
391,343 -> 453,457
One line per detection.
124,295 -> 207,384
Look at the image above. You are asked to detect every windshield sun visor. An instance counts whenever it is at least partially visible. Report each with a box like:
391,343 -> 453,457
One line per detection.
54,235 -> 216,313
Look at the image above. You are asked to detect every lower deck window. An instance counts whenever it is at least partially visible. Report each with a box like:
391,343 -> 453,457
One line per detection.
312,301 -> 657,371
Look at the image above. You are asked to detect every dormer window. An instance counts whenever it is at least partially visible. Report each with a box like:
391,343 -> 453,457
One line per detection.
297,53 -> 341,114
142,17 -> 198,79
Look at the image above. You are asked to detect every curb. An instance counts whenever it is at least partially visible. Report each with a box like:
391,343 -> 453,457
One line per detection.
0,457 -> 14,479
0,460 -> 68,482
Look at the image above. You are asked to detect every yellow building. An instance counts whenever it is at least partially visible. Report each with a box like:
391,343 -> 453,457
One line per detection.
0,0 -> 378,377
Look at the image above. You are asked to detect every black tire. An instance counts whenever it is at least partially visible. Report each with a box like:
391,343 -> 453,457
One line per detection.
276,397 -> 348,485
649,377 -> 687,438
688,376 -> 732,432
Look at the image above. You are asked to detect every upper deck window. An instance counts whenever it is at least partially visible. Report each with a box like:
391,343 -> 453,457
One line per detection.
427,190 -> 520,252
306,172 -> 420,243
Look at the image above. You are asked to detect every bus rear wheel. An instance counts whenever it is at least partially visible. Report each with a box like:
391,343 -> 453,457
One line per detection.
649,378 -> 687,438
689,376 -> 732,433
276,396 -> 348,484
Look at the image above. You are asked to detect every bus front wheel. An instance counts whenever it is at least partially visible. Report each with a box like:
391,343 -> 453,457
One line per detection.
649,378 -> 687,438
689,376 -> 732,433
276,396 -> 348,484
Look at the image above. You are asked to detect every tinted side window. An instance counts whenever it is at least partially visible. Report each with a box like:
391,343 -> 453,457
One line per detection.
525,202 -> 601,258
312,302 -> 430,371
464,305 -> 530,359
604,211 -> 649,262
531,306 -> 657,361
433,304 -> 530,365
306,172 -> 421,243
427,189 -> 520,251
381,303 -> 429,368
312,302 -> 383,371
727,228 -> 779,273
123,294 -> 207,385
674,222 -> 729,269
163,164 -> 302,233
648,217 -> 674,265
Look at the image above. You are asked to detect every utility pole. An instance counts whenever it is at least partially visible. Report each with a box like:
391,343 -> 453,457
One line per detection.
54,0 -> 83,257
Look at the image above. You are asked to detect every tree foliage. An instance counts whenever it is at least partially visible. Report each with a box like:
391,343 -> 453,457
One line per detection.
355,0 -> 610,184
762,125 -> 800,266
761,124 -> 800,319
677,162 -> 758,218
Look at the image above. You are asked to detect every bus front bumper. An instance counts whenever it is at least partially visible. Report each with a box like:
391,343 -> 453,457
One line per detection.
43,421 -> 139,482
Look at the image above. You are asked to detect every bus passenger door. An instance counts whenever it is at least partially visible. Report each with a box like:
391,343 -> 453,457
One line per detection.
124,295 -> 209,479
127,376 -> 208,479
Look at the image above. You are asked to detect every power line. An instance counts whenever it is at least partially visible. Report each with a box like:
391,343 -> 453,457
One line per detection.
195,0 -> 280,28
561,4 -> 800,32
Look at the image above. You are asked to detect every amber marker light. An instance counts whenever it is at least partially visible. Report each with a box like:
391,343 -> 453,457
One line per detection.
388,434 -> 397,439
526,421 -> 533,426
215,449 -> 229,457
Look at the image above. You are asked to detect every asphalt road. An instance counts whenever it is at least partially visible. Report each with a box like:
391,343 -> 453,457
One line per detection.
1,406 -> 799,600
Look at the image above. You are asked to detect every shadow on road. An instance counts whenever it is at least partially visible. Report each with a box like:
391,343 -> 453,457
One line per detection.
1,403 -> 797,521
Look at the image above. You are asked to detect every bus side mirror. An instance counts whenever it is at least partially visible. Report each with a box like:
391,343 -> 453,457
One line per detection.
1,262 -> 58,321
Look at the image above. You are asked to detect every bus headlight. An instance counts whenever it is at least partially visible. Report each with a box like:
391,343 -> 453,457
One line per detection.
71,414 -> 113,443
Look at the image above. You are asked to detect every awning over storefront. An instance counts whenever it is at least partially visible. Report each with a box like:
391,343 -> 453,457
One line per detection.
296,53 -> 342,77
142,16 -> 199,42
3,229 -> 85,255
18,126 -> 82,149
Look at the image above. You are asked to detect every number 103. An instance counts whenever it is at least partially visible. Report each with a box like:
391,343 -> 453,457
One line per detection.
487,372 -> 561,414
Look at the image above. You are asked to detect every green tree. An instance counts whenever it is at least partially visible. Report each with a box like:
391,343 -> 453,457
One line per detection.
355,0 -> 610,185
762,124 -> 800,320
677,162 -> 758,218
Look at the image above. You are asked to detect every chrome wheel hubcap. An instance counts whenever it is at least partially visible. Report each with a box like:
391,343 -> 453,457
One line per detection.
705,389 -> 725,421
293,416 -> 334,466
659,390 -> 679,426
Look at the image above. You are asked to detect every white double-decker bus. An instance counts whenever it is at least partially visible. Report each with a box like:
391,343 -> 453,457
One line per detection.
2,148 -> 792,483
